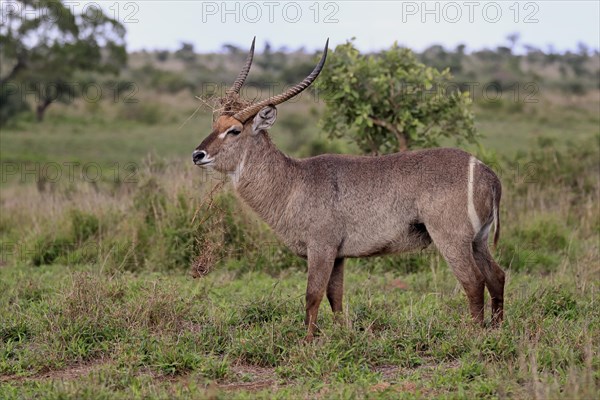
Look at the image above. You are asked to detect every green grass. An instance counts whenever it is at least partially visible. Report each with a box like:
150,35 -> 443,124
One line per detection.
1,262 -> 597,399
0,111 -> 211,165
473,106 -> 600,156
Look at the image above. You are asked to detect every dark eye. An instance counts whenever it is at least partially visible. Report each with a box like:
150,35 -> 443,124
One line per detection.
228,129 -> 241,136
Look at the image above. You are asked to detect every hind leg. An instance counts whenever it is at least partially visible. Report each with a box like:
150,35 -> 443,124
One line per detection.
473,240 -> 505,326
327,258 -> 344,314
428,230 -> 486,325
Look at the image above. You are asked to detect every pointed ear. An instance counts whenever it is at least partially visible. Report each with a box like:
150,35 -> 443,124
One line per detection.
252,106 -> 277,134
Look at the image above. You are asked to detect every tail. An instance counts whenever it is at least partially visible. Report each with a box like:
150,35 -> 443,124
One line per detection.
493,186 -> 501,249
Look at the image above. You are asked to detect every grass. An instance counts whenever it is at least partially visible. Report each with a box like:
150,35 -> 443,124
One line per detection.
0,89 -> 599,398
1,261 -> 597,399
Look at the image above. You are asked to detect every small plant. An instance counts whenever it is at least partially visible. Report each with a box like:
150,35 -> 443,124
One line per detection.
541,289 -> 579,320
30,235 -> 73,266
70,210 -> 100,244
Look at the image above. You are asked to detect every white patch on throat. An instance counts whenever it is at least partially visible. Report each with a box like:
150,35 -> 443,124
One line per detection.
467,156 -> 481,233
229,146 -> 248,188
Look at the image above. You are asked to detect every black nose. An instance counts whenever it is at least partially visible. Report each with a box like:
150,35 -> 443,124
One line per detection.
192,150 -> 206,164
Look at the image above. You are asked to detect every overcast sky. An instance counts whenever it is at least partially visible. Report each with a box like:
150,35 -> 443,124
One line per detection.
83,1 -> 598,53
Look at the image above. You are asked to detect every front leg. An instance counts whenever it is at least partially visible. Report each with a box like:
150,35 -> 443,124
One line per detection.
304,247 -> 336,342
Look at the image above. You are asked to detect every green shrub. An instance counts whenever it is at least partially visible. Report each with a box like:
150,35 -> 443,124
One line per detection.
70,210 -> 100,243
30,235 -> 73,266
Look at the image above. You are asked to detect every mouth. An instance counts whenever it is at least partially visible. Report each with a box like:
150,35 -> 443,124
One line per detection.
194,159 -> 214,167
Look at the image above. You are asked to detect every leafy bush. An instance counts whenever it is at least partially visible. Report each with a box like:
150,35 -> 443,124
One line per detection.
318,40 -> 478,153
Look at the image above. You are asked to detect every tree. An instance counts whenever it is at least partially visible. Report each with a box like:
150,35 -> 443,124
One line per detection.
506,32 -> 520,53
156,50 -> 170,62
0,0 -> 126,122
318,41 -> 477,154
175,42 -> 196,63
576,42 -> 589,58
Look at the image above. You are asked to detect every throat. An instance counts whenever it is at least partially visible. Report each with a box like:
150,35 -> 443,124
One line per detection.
229,146 -> 248,188
232,134 -> 298,229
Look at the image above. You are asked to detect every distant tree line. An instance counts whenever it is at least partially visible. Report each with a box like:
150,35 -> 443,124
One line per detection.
143,34 -> 598,99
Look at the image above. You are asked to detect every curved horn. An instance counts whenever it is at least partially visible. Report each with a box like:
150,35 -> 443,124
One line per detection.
233,38 -> 329,123
226,37 -> 256,95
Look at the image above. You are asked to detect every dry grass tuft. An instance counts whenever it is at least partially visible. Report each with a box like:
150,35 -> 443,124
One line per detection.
190,181 -> 226,278
216,93 -> 253,117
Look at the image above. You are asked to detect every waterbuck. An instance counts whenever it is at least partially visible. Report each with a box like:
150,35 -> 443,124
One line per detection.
193,38 -> 505,341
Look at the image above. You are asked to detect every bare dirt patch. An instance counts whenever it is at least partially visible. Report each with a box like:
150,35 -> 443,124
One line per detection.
0,359 -> 109,383
373,364 -> 400,380
218,364 -> 281,392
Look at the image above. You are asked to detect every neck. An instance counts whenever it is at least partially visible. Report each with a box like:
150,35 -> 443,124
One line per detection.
233,132 -> 298,230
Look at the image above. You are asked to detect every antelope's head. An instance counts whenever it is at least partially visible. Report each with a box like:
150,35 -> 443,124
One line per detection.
193,38 -> 328,173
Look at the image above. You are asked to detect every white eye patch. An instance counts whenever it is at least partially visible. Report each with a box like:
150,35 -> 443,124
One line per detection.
218,127 -> 241,139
